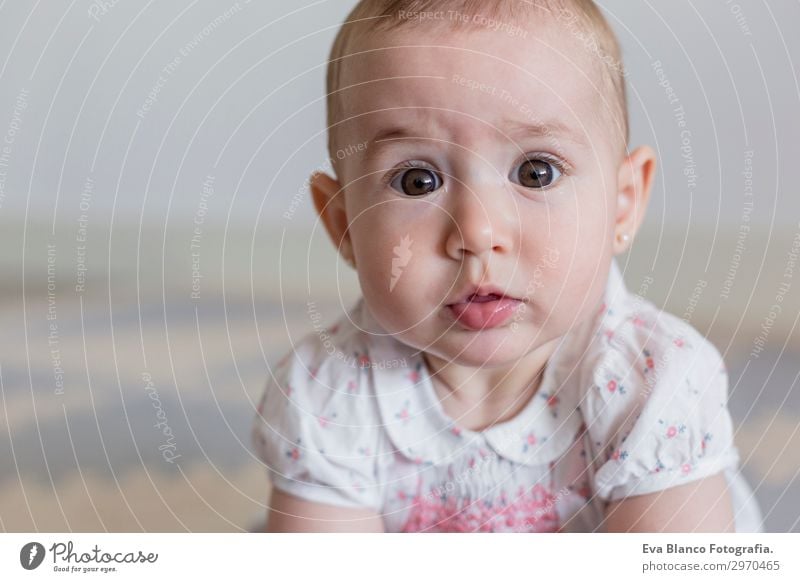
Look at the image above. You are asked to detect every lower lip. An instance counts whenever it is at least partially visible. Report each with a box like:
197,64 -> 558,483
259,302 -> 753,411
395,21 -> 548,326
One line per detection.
447,297 -> 522,331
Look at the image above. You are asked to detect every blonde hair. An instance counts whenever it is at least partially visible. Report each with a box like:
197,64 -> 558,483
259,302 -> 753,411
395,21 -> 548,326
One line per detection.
325,0 -> 629,161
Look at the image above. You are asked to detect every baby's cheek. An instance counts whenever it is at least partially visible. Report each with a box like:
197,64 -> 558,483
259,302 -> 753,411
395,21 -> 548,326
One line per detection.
355,242 -> 393,284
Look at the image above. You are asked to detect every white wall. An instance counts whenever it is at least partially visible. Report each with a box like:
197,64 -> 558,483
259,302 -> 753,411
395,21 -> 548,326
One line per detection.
0,0 -> 796,231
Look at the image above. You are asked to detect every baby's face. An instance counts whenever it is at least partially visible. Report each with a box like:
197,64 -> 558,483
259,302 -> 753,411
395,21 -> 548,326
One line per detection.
322,22 -> 644,368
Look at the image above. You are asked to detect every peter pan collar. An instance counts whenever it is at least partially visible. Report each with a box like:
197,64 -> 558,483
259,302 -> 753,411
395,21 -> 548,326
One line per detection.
352,258 -> 629,467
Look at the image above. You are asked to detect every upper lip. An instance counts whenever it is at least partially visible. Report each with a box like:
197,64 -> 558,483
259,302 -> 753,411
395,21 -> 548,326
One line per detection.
446,284 -> 521,305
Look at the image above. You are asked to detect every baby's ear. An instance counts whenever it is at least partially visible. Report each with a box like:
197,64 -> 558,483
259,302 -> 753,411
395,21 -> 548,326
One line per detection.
614,145 -> 657,252
310,171 -> 354,264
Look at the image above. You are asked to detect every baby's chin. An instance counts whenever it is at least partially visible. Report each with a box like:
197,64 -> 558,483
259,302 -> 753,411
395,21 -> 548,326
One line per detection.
396,325 -> 546,369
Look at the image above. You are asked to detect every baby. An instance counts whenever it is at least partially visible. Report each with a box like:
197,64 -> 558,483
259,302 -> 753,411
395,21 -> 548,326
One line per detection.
251,0 -> 763,532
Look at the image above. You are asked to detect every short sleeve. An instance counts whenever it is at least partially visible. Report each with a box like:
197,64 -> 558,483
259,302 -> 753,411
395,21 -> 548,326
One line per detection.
250,347 -> 384,511
583,319 -> 741,502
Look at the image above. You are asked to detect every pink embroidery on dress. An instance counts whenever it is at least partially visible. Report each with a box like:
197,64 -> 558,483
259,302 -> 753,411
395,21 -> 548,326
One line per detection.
660,420 -> 686,439
611,449 -> 628,461
396,400 -> 411,423
408,362 -> 423,384
400,480 -> 560,533
522,432 -> 537,453
642,349 -> 655,374
540,391 -> 560,416
699,432 -> 712,457
286,443 -> 301,461
605,378 -> 627,395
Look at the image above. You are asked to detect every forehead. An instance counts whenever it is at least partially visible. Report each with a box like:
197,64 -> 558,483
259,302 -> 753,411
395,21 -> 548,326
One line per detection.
336,23 -> 609,148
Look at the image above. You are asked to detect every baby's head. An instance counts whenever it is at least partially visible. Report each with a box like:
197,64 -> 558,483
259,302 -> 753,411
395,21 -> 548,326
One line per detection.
311,0 -> 656,368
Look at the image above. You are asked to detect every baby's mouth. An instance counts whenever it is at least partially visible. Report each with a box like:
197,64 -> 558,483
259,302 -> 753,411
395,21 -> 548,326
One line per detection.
465,293 -> 502,303
446,294 -> 522,331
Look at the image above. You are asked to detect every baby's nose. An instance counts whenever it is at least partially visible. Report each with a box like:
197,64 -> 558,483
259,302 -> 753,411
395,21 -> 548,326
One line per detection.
445,178 -> 515,260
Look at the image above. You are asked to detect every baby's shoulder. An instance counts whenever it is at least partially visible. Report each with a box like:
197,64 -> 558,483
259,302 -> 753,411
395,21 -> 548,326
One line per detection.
261,302 -> 385,431
584,295 -> 727,403
577,293 -> 740,501
251,303 -> 392,509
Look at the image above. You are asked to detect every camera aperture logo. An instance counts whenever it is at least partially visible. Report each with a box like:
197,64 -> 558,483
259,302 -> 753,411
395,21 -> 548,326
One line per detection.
20,542 -> 45,570
19,540 -> 158,574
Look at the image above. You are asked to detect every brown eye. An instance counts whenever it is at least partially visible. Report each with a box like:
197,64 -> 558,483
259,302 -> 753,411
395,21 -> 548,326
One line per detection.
513,158 -> 562,189
390,167 -> 442,196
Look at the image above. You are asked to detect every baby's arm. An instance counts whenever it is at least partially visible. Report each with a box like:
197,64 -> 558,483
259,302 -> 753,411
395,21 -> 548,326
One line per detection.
264,487 -> 385,532
603,472 -> 734,532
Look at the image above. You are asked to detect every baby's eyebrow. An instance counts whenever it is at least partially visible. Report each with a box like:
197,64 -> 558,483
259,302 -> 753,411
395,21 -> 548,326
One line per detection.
369,126 -> 416,146
360,126 -> 424,164
502,118 -> 589,149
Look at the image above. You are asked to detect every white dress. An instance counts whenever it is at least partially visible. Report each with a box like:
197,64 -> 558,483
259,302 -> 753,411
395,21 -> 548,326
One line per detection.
251,259 -> 763,532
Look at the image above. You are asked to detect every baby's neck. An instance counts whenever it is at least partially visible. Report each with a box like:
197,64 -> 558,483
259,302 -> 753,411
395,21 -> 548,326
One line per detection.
423,337 -> 560,432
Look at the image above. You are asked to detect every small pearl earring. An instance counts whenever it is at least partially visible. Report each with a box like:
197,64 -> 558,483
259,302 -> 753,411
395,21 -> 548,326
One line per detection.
617,232 -> 630,244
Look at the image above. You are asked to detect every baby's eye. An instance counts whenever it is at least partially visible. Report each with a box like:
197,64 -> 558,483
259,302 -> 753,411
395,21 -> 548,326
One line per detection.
389,163 -> 443,197
510,156 -> 564,189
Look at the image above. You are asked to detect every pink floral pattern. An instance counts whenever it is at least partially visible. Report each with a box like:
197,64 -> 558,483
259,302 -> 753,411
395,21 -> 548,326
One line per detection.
540,391 -> 560,417
401,480 -> 559,533
658,419 -> 687,439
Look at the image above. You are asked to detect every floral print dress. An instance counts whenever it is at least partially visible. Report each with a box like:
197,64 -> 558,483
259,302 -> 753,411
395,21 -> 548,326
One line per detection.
251,259 -> 763,532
